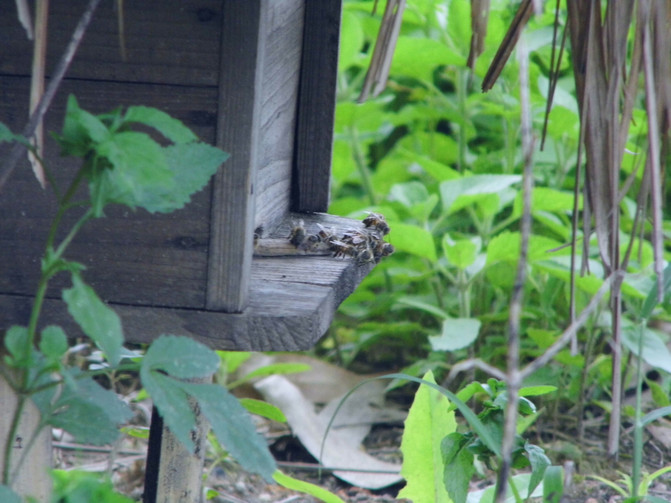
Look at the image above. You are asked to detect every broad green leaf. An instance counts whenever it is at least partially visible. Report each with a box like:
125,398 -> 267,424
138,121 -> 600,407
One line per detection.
388,222 -> 437,260
39,325 -> 68,359
622,324 -> 671,374
94,130 -> 172,210
443,236 -> 479,270
398,149 -> 460,182
32,371 -> 132,445
440,175 -> 521,215
446,0 -> 471,58
512,187 -> 580,218
525,443 -> 550,496
641,263 -> 671,319
58,95 -> 110,156
339,11 -> 364,71
391,37 -> 463,81
176,381 -> 277,481
139,369 -> 197,451
0,485 -> 21,503
430,318 -> 481,351
0,122 -> 15,142
123,106 -> 198,144
239,398 -> 287,423
442,432 -> 474,503
4,325 -> 30,366
646,379 -> 671,408
217,351 -> 251,374
273,470 -> 346,503
63,274 -> 123,366
542,466 -> 564,503
143,335 -> 219,379
398,370 -> 456,503
52,469 -> 134,503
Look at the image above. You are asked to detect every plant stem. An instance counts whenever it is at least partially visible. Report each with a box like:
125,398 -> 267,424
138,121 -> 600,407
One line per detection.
631,321 -> 645,499
2,394 -> 27,485
348,126 -> 377,205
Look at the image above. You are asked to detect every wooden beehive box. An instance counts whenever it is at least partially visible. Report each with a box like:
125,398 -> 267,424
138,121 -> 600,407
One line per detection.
0,0 -> 373,351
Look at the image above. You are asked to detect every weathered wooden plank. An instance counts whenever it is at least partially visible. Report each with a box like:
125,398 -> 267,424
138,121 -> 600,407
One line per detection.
292,0 -> 342,212
0,77 -> 217,308
254,0 -> 305,230
0,1 -> 222,86
0,367 -> 52,501
0,214 -> 376,350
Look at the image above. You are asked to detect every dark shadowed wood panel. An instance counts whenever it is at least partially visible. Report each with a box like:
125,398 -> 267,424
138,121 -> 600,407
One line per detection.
292,0 -> 342,212
253,0 -> 305,230
1,214 -> 376,349
0,77 -> 217,308
0,1 -> 222,86
207,0 -> 267,312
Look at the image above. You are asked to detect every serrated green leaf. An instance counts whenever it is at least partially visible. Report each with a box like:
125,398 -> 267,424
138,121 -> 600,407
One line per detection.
32,372 -> 132,445
442,432 -> 474,503
239,398 -> 287,423
398,370 -> 456,503
443,237 -> 479,270
273,470 -> 346,503
39,325 -> 68,359
143,335 -> 219,379
123,106 -> 198,144
139,369 -> 196,451
429,318 -> 481,352
525,443 -> 550,496
176,381 -> 277,481
58,95 -> 110,157
63,274 -> 123,366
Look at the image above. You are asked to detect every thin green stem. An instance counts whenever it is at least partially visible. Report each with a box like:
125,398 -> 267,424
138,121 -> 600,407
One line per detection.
2,394 -> 27,485
348,126 -> 377,205
631,321 -> 645,499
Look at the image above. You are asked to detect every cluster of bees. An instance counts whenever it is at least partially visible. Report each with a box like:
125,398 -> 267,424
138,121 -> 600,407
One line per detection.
288,213 -> 394,264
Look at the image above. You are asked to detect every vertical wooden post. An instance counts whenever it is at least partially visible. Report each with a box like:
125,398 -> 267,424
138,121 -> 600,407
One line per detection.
0,366 -> 52,501
143,379 -> 210,503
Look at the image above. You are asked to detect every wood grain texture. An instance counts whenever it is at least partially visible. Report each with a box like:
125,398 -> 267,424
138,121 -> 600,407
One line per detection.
1,214 -> 374,351
0,77 -> 217,308
206,0 -> 268,312
0,0 -> 222,86
254,0 -> 306,230
292,0 -> 342,212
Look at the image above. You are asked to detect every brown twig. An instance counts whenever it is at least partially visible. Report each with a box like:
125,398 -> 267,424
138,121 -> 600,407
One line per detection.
0,0 -> 103,192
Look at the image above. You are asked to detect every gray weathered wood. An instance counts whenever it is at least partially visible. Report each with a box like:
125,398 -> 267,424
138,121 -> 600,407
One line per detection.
292,0 -> 342,212
0,0 -> 222,87
0,365 -> 52,501
0,77 -> 216,308
207,1 -> 268,312
254,0 -> 306,230
154,381 -> 209,503
2,213 -> 375,350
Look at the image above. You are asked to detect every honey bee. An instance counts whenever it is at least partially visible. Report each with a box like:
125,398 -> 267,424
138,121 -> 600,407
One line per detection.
288,220 -> 307,247
341,229 -> 369,246
316,223 -> 337,244
329,240 -> 358,259
374,242 -> 394,262
362,212 -> 390,235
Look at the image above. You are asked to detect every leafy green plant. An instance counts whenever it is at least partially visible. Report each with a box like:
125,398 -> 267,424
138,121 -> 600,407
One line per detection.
0,97 -> 276,500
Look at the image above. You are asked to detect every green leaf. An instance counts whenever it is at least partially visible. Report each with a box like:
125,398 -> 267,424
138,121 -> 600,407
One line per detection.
176,381 -> 277,481
63,274 -> 123,366
338,11 -> 364,71
641,263 -> 671,319
0,484 -> 22,503
238,398 -> 287,423
542,465 -> 564,503
39,325 -> 68,360
52,469 -> 135,503
640,406 -> 671,427
123,106 -> 198,144
32,371 -> 133,445
143,335 -> 220,379
94,130 -> 173,210
647,380 -> 671,408
58,95 -> 110,157
440,175 -> 521,215
387,222 -> 437,260
398,370 -> 457,503
391,37 -> 463,81
519,385 -> 557,397
622,324 -> 671,373
273,470 -> 346,503
512,187 -> 580,218
441,432 -> 474,503
139,369 -> 197,451
4,325 -> 31,367
229,362 -> 311,388
429,318 -> 481,351
443,236 -> 479,270
525,443 -> 550,496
